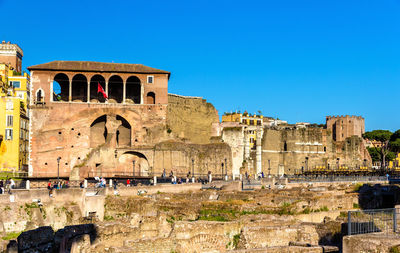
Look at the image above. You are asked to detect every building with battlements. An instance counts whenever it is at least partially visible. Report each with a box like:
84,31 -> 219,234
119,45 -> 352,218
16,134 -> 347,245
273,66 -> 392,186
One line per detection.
326,115 -> 365,142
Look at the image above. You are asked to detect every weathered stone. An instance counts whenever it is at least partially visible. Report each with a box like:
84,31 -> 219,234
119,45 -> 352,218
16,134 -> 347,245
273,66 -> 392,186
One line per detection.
17,226 -> 54,251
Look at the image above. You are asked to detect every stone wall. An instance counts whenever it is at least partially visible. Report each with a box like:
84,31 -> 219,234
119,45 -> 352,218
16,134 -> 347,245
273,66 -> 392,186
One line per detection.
260,127 -> 371,175
167,94 -> 219,144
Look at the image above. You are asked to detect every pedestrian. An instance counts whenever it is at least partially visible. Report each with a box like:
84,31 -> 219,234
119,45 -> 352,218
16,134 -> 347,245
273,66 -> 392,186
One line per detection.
47,181 -> 51,190
127,179 -> 130,187
169,170 -> 174,178
0,180 -> 4,194
9,178 -> 15,189
113,179 -> 117,190
162,169 -> 166,178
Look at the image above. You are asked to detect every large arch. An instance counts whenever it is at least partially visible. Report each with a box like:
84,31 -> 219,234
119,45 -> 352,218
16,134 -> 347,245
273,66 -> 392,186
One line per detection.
90,75 -> 106,103
71,74 -> 88,102
126,76 -> 141,104
53,73 -> 69,101
108,75 -> 123,103
116,115 -> 131,147
90,115 -> 107,147
146,92 -> 155,104
118,151 -> 150,176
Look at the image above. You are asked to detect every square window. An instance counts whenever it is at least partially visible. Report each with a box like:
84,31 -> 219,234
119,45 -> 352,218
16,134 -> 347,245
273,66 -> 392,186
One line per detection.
6,115 -> 13,127
147,76 -> 154,84
10,81 -> 20,88
5,129 -> 13,140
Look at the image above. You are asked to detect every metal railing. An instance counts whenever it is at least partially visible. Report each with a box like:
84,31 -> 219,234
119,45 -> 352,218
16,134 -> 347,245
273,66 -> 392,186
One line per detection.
288,175 -> 387,183
347,208 -> 399,235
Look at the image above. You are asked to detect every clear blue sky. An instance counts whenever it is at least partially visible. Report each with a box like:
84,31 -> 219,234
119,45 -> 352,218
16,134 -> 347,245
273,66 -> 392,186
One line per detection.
2,0 -> 399,131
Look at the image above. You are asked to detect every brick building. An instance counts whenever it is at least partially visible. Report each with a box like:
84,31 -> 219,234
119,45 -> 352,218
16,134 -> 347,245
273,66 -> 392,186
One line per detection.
27,61 -> 232,179
326,115 -> 365,142
0,41 -> 23,73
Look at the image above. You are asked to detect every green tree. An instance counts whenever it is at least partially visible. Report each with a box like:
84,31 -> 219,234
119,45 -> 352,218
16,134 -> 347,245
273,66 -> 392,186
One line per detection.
390,130 -> 400,153
363,130 -> 393,169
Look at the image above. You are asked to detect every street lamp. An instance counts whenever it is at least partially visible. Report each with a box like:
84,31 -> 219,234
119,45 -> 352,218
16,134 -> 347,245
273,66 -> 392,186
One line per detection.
268,159 -> 271,176
224,158 -> 227,176
221,162 -> 224,180
192,159 -> 194,177
57,157 -> 61,183
305,157 -> 309,171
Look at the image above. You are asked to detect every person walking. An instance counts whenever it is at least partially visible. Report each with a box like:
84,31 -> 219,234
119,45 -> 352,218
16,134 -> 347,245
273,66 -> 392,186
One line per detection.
127,179 -> 130,187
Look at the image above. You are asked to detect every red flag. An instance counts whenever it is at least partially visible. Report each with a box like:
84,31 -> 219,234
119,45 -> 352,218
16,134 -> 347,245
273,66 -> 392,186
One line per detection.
97,83 -> 108,99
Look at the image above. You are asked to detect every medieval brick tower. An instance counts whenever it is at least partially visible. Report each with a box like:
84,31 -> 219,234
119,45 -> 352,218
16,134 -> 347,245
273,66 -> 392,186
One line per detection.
326,115 -> 365,142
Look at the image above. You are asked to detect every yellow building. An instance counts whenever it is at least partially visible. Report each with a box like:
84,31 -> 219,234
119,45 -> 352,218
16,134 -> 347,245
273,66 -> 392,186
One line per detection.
389,153 -> 400,171
0,63 -> 30,172
222,112 -> 264,149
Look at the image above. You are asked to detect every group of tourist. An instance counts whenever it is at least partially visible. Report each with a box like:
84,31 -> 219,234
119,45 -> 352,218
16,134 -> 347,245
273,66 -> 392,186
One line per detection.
47,180 -> 69,190
0,178 -> 15,194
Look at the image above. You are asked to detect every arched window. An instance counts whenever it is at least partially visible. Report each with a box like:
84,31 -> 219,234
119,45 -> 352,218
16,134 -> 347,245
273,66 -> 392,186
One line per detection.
53,73 -> 69,102
126,76 -> 141,104
146,92 -> 155,104
36,89 -> 44,104
90,75 -> 106,103
108,75 -> 123,103
71,74 -> 88,102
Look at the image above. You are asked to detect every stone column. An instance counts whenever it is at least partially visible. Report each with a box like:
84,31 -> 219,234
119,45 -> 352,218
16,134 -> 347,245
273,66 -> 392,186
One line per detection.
87,81 -> 90,103
256,128 -> 263,176
153,176 -> 157,185
244,131 -> 250,159
123,80 -> 126,104
26,180 -> 30,190
105,81 -> 109,100
84,179 -> 88,188
68,79 -> 72,102
140,83 -> 144,104
109,179 -> 112,188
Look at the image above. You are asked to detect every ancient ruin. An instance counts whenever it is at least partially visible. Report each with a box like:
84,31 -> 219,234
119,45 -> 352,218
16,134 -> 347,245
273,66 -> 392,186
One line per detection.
28,61 -> 231,180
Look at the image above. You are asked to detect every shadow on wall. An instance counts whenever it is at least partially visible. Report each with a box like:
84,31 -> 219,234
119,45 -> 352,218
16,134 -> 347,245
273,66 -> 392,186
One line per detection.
7,224 -> 97,252
357,184 -> 400,210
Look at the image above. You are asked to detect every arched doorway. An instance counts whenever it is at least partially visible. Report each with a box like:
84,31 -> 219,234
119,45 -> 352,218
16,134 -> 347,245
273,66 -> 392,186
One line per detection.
71,74 -> 88,102
126,76 -> 141,104
146,92 -> 155,104
53,73 -> 69,101
118,152 -> 150,176
108,75 -> 123,103
90,75 -> 106,103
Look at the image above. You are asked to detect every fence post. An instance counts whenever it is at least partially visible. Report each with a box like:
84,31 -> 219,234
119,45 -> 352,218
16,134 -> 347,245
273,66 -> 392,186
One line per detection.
394,208 -> 397,233
348,211 -> 352,235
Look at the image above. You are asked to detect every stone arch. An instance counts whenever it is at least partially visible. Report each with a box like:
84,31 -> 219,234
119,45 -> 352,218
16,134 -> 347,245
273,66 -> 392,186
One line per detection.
108,75 -> 123,103
116,115 -> 131,147
146,92 -> 155,104
53,73 -> 69,101
126,76 -> 141,104
118,151 -> 150,176
90,115 -> 107,147
90,75 -> 106,103
71,74 -> 88,102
